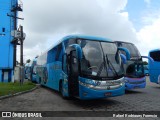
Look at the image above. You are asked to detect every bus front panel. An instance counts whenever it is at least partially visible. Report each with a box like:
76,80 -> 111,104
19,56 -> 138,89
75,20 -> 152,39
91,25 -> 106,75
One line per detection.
78,77 -> 125,99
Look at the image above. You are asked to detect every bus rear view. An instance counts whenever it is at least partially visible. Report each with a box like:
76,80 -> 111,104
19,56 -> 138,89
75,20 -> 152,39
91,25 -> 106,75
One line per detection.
149,49 -> 160,84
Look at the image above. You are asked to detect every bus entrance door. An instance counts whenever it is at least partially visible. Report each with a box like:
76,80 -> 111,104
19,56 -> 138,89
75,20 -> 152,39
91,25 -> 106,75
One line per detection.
68,50 -> 79,97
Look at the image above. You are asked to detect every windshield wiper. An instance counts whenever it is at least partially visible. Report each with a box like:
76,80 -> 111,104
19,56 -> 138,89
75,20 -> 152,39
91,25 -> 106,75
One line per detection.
97,53 -> 108,77
105,54 -> 119,77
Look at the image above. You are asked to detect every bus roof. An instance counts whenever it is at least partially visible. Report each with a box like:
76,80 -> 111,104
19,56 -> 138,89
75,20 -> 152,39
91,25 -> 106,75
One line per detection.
62,35 -> 112,42
114,41 -> 134,45
149,49 -> 160,53
40,35 -> 113,55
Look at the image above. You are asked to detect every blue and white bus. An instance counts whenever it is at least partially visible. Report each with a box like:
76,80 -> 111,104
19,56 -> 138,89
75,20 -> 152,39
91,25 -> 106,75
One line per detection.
25,57 -> 38,82
25,63 -> 31,79
36,35 -> 130,100
115,41 -> 152,90
148,49 -> 160,84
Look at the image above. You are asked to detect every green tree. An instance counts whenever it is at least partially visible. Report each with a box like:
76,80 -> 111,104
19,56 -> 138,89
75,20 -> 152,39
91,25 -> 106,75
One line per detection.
143,61 -> 148,65
26,59 -> 31,63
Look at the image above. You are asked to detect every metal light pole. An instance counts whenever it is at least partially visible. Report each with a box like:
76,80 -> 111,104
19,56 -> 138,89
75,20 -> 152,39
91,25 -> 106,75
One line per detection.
19,25 -> 25,85
20,25 -> 23,66
13,3 -> 17,69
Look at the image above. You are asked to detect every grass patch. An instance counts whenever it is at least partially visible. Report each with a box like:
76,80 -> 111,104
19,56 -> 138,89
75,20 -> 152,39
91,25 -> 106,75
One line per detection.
0,81 -> 36,96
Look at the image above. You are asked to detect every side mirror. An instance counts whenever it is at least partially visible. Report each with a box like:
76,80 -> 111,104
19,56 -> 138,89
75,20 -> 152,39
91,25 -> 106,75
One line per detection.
118,47 -> 130,60
142,56 -> 154,63
120,54 -> 127,64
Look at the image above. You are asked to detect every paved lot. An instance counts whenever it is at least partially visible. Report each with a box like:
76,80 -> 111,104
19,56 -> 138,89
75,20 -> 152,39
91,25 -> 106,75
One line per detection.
0,77 -> 159,119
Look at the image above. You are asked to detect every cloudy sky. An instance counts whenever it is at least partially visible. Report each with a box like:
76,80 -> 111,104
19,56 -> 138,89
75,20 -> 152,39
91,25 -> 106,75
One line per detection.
17,0 -> 160,62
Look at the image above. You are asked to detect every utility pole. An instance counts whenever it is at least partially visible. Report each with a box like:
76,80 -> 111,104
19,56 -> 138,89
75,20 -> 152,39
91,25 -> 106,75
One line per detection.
20,25 -> 23,66
13,2 -> 17,69
10,1 -> 23,68
19,25 -> 25,85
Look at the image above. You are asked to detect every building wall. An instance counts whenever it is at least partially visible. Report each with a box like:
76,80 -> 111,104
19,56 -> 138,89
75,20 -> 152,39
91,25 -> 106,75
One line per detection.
0,0 -> 17,82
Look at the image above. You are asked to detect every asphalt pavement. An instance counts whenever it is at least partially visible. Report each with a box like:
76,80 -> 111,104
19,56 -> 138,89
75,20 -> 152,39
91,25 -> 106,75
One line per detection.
0,76 -> 159,119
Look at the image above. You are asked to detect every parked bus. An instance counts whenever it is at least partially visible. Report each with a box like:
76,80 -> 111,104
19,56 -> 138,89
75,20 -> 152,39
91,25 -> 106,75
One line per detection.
25,57 -> 38,82
36,35 -> 130,99
25,63 -> 31,79
148,49 -> 160,84
115,41 -> 152,90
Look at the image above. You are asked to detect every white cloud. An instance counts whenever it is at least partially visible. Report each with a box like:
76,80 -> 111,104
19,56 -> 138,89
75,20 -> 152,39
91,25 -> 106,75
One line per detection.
18,0 -> 139,61
144,0 -> 151,4
141,9 -> 160,25
137,17 -> 160,56
144,0 -> 152,7
120,12 -> 129,19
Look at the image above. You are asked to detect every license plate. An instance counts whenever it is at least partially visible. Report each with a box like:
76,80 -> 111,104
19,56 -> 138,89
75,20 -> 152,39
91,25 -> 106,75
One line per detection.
105,92 -> 112,96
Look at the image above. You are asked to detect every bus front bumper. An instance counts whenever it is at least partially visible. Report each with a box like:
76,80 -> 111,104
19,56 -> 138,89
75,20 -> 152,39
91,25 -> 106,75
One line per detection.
79,84 -> 125,100
125,77 -> 146,90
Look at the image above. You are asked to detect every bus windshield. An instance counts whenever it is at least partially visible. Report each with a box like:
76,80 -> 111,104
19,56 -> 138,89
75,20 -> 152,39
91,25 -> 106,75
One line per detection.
117,42 -> 141,58
125,61 -> 144,78
78,40 -> 124,80
150,51 -> 160,62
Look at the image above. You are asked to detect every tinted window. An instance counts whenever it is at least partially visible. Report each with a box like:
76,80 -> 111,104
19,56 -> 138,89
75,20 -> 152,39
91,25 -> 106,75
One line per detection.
47,47 -> 56,63
150,51 -> 160,62
78,40 -> 124,78
126,61 -> 144,78
55,43 -> 62,61
116,42 -> 141,58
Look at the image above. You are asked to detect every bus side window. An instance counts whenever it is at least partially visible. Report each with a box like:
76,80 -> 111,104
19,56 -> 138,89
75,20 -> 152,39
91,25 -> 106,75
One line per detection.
55,43 -> 62,61
150,51 -> 160,62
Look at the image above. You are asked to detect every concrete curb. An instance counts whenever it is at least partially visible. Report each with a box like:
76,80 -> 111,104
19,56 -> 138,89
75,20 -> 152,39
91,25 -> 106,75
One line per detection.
0,84 -> 40,100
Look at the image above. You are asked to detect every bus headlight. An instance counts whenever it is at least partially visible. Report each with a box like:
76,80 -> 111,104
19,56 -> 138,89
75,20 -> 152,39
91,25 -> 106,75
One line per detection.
79,81 -> 95,88
79,77 -> 125,90
105,77 -> 125,86
85,84 -> 95,88
84,79 -> 95,85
